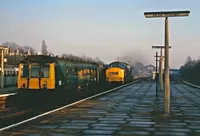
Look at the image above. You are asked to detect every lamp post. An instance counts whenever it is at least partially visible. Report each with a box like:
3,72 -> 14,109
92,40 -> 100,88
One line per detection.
152,46 -> 171,92
155,52 -> 158,101
0,46 -> 8,88
144,10 -> 190,114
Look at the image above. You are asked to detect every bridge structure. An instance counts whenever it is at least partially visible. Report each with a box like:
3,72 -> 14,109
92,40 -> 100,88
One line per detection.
169,69 -> 180,76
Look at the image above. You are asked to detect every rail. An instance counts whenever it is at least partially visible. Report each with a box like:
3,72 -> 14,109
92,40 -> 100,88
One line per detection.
176,76 -> 200,89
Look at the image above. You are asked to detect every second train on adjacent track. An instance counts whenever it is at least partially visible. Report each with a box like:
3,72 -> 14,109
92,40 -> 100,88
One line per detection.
105,61 -> 134,84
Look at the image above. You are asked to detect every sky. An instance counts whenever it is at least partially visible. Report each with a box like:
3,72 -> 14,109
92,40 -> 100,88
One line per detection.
0,0 -> 200,69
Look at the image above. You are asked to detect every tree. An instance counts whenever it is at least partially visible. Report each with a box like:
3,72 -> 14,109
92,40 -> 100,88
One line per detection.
185,56 -> 193,66
94,57 -> 104,65
41,40 -> 48,55
2,42 -> 20,49
22,45 -> 36,54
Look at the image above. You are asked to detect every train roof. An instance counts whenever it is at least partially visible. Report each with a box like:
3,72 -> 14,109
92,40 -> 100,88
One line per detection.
107,61 -> 131,66
106,61 -> 131,69
19,55 -> 100,66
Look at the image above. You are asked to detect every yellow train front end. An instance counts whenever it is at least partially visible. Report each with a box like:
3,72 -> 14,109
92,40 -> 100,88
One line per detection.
18,63 -> 55,91
106,67 -> 125,84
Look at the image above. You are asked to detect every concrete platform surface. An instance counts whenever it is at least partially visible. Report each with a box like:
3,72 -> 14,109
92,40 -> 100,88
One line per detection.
0,87 -> 18,97
1,80 -> 200,136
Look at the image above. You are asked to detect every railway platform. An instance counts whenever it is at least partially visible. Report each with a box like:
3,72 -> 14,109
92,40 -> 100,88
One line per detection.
0,87 -> 18,97
1,80 -> 200,136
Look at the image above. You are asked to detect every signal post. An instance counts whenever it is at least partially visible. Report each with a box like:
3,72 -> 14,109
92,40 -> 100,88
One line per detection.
144,11 -> 190,114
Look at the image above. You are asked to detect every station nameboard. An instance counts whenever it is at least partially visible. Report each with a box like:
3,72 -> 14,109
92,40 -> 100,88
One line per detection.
144,11 -> 190,18
152,46 -> 171,49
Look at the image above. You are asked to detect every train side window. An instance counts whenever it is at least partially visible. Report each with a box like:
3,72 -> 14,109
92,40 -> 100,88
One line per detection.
68,66 -> 75,74
66,67 -> 69,73
41,64 -> 50,78
66,66 -> 71,74
31,65 -> 40,78
21,64 -> 29,78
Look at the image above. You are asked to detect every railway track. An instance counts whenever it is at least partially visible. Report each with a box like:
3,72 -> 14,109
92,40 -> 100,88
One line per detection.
170,76 -> 200,115
0,79 -> 140,132
0,94 -> 59,128
171,77 -> 200,108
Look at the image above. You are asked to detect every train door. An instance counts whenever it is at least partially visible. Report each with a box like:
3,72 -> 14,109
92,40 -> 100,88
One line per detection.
40,63 -> 55,89
29,64 -> 40,89
18,64 -> 29,89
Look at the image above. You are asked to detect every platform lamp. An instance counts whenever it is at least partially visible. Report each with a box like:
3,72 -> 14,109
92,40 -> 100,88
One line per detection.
144,10 -> 190,114
0,46 -> 8,88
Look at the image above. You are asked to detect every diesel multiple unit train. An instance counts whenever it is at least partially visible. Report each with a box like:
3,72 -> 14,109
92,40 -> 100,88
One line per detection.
17,55 -> 106,91
17,55 -> 134,92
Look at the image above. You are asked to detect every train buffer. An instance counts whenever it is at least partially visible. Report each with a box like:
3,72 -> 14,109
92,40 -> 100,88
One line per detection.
1,80 -> 200,135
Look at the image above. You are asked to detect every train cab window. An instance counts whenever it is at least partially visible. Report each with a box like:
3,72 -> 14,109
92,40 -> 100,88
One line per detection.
109,72 -> 118,75
41,64 -> 50,78
21,64 -> 29,78
31,65 -> 40,78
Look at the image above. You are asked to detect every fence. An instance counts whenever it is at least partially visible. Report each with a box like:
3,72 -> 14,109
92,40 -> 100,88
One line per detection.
0,73 -> 18,87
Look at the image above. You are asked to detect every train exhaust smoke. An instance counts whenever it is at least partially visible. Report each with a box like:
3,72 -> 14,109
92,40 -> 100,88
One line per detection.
116,51 -> 148,67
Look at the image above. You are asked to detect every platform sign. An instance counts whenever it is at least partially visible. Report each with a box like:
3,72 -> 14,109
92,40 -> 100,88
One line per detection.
152,46 -> 171,49
144,11 -> 190,18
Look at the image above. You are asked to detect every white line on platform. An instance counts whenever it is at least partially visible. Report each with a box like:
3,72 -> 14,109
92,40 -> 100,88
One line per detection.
0,80 -> 139,132
0,93 -> 17,97
182,80 -> 200,89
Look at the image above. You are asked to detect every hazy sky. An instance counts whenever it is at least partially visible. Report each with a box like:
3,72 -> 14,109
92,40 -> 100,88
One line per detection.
1,0 -> 200,68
